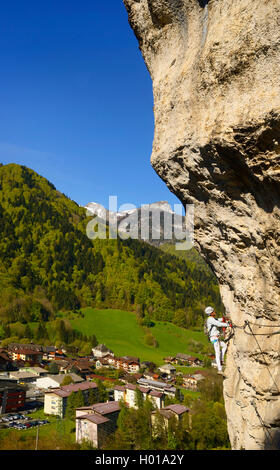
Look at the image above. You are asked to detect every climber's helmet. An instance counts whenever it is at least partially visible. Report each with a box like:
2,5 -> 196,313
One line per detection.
205,306 -> 215,315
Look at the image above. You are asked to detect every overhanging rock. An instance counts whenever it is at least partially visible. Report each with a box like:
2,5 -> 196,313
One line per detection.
123,0 -> 280,449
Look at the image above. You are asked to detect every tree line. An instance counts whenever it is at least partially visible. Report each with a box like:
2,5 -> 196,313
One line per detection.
0,163 -> 224,333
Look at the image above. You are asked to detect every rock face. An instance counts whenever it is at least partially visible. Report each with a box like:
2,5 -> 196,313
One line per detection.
123,0 -> 280,449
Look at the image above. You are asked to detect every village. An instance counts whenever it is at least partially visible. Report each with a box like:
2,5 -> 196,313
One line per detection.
0,341 -> 217,448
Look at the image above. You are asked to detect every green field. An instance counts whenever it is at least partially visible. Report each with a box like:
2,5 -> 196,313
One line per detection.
0,408 -> 78,450
67,307 -> 208,365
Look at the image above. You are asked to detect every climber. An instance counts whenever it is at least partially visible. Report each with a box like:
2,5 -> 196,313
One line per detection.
204,306 -> 230,375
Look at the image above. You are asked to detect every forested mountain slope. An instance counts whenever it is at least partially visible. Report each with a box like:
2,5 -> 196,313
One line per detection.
0,163 -> 222,327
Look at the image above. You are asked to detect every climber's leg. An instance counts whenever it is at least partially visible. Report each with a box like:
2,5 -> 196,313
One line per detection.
220,340 -> 227,365
212,339 -> 222,371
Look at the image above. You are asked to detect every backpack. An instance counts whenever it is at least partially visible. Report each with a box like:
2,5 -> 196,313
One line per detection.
204,318 -> 214,342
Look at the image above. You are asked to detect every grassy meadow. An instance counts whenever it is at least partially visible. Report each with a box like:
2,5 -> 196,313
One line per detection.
65,307 -> 209,365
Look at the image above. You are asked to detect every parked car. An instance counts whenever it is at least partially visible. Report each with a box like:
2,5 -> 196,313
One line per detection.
3,416 -> 13,422
13,424 -> 22,429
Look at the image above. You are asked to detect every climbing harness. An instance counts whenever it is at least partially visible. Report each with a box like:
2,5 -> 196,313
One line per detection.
221,316 -> 234,343
204,315 -> 231,342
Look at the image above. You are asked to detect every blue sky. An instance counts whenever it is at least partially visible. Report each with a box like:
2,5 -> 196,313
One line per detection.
0,1 -> 182,212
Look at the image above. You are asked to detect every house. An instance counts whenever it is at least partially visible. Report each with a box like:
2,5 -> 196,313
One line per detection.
19,366 -> 48,377
0,349 -> 14,371
42,346 -> 57,360
36,373 -> 84,390
147,390 -> 165,409
119,357 -> 140,374
113,384 -> 165,409
8,343 -> 43,352
151,404 -> 190,434
158,364 -> 176,378
44,381 -> 98,418
108,356 -> 140,374
10,348 -> 43,365
92,344 -> 114,359
114,385 -> 126,402
175,353 -> 203,367
123,373 -> 143,384
46,350 -> 67,361
50,359 -> 74,374
71,359 -> 94,378
183,373 -> 205,391
183,375 -> 199,390
137,378 -> 177,398
95,358 -> 111,370
124,384 -> 138,408
163,357 -> 176,364
102,354 -> 115,365
76,401 -> 121,449
143,371 -> 160,381
0,380 -> 26,413
8,371 -> 38,384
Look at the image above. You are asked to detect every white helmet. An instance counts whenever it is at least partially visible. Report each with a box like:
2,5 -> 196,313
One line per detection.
205,306 -> 214,315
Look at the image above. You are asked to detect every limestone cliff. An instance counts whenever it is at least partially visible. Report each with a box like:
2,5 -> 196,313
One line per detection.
123,0 -> 280,449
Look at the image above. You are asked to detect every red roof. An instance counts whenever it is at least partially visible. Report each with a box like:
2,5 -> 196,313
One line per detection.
77,413 -> 109,425
149,390 -> 163,398
138,386 -> 150,393
49,381 -> 97,398
114,385 -> 126,392
61,381 -> 97,393
126,384 -> 137,391
91,401 -> 121,415
164,404 -> 189,415
12,349 -> 42,355
87,374 -> 117,382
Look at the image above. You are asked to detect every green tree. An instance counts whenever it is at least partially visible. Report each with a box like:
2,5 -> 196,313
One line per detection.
134,387 -> 144,409
88,387 -> 97,405
48,362 -> 59,374
24,323 -> 33,339
74,389 -> 85,408
65,392 -> 77,421
58,320 -> 68,344
65,390 -> 85,421
89,334 -> 98,348
61,375 -> 74,386
96,379 -> 108,402
198,371 -> 224,403
189,400 -> 230,449
34,322 -> 48,341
